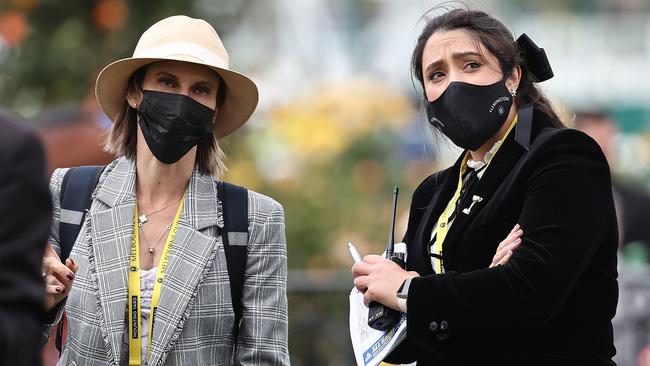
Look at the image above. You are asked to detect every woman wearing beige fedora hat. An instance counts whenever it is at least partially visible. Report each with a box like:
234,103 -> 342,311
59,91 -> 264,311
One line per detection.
41,15 -> 289,366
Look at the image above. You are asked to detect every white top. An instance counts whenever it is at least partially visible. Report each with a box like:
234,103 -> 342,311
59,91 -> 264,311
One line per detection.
139,267 -> 158,365
466,139 -> 502,178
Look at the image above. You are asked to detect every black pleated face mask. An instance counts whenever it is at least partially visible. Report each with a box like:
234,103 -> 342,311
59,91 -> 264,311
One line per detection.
425,79 -> 513,151
137,90 -> 215,164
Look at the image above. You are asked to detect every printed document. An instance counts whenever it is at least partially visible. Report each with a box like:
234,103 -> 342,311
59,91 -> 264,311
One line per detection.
349,287 -> 407,366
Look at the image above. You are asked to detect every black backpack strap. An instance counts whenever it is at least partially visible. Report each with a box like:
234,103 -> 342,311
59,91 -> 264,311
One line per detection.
59,166 -> 104,262
56,165 -> 104,354
217,181 -> 249,343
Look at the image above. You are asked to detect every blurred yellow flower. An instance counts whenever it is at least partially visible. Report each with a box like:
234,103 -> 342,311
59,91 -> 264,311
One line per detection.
223,160 -> 262,191
267,76 -> 414,162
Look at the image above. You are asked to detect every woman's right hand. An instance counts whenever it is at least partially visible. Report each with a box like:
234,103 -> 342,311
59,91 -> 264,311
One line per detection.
42,244 -> 79,312
489,224 -> 523,268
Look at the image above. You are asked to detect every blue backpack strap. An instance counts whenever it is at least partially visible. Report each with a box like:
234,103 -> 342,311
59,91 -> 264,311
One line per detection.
217,181 -> 249,343
59,166 -> 105,262
56,165 -> 104,355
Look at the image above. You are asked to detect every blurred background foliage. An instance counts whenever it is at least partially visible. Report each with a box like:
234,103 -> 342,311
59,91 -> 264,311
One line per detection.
224,79 -> 422,268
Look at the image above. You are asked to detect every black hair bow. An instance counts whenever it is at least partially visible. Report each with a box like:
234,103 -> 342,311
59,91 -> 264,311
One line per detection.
516,33 -> 554,82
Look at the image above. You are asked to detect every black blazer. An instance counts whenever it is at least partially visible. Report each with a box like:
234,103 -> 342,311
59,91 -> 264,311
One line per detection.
0,111 -> 51,366
387,106 -> 618,365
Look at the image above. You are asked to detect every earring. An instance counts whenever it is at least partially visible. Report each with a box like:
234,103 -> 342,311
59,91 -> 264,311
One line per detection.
510,89 -> 517,97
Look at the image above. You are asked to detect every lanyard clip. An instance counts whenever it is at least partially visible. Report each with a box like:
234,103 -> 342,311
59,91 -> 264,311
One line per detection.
462,195 -> 483,215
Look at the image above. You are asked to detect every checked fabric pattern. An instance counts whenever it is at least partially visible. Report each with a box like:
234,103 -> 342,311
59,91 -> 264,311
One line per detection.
46,157 -> 289,366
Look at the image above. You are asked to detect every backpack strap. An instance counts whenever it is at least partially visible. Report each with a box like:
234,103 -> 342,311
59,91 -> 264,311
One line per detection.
59,166 -> 105,262
56,165 -> 104,354
217,181 -> 249,343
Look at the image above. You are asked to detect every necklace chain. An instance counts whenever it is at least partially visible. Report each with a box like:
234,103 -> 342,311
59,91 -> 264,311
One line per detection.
140,223 -> 172,254
137,196 -> 182,226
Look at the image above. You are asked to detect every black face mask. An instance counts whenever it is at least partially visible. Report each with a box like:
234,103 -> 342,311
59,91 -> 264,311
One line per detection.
425,79 -> 513,151
137,90 -> 215,164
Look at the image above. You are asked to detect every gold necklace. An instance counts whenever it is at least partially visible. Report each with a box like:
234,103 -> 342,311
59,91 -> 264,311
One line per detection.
137,197 -> 182,227
140,223 -> 172,254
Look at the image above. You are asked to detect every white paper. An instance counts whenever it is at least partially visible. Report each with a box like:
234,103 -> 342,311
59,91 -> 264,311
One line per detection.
349,287 -> 407,366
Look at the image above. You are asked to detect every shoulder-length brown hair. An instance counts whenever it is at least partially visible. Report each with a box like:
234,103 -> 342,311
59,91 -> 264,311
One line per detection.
103,64 -> 228,177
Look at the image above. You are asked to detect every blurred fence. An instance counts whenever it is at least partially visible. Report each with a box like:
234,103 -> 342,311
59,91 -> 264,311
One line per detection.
288,269 -> 355,366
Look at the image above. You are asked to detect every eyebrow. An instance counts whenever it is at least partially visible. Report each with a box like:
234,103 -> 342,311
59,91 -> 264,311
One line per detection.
155,71 -> 178,81
424,51 -> 484,74
154,71 -> 216,90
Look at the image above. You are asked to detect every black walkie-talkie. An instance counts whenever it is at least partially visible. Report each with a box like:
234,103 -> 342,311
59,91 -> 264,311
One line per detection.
368,186 -> 402,331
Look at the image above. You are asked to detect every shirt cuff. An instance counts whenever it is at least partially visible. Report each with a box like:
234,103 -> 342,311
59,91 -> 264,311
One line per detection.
397,296 -> 408,312
396,277 -> 414,313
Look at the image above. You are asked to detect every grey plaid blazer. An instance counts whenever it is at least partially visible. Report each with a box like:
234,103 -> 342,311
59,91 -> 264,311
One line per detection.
48,157 -> 289,366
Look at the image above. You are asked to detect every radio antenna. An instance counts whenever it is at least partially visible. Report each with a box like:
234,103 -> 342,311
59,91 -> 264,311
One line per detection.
385,186 -> 399,258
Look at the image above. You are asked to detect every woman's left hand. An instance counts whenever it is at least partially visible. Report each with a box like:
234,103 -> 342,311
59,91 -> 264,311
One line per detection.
489,224 -> 523,268
352,255 -> 419,311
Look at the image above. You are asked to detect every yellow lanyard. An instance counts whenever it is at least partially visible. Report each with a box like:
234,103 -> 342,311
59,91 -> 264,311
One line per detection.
432,115 -> 519,273
128,195 -> 185,366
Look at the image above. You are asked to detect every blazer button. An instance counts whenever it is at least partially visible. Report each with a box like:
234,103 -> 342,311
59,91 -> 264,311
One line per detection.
429,321 -> 438,332
440,320 -> 449,331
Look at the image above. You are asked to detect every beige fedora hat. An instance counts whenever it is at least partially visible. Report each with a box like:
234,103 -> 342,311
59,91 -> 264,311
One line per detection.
95,15 -> 258,138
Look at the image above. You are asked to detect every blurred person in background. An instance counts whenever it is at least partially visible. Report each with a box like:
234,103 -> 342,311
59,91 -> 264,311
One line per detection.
40,15 -> 289,365
352,8 -> 618,365
574,110 -> 650,261
0,109 -> 51,366
35,82 -> 116,175
574,111 -> 650,366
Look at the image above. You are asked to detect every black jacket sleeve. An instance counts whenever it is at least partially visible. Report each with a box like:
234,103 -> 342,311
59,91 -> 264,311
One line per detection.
0,118 -> 51,366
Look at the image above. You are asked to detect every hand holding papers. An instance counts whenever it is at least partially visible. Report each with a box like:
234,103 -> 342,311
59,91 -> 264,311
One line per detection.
349,287 -> 407,366
349,187 -> 407,366
348,244 -> 409,366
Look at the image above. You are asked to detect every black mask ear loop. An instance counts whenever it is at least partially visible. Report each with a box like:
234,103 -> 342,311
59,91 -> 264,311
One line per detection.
516,33 -> 554,82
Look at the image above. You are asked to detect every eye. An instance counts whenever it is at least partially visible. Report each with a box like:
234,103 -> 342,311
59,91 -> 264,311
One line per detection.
463,61 -> 482,71
158,77 -> 176,88
427,71 -> 445,82
193,86 -> 212,95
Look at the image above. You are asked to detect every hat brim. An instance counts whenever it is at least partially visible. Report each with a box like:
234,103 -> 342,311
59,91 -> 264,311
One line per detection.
95,55 -> 259,138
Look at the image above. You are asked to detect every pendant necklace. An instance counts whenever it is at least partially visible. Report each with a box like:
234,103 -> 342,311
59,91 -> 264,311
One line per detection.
140,224 -> 172,254
137,197 -> 182,227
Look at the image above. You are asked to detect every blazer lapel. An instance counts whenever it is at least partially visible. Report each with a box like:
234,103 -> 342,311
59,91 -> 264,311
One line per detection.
148,170 -> 221,366
88,158 -> 137,365
442,106 -> 534,265
410,155 -> 464,275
